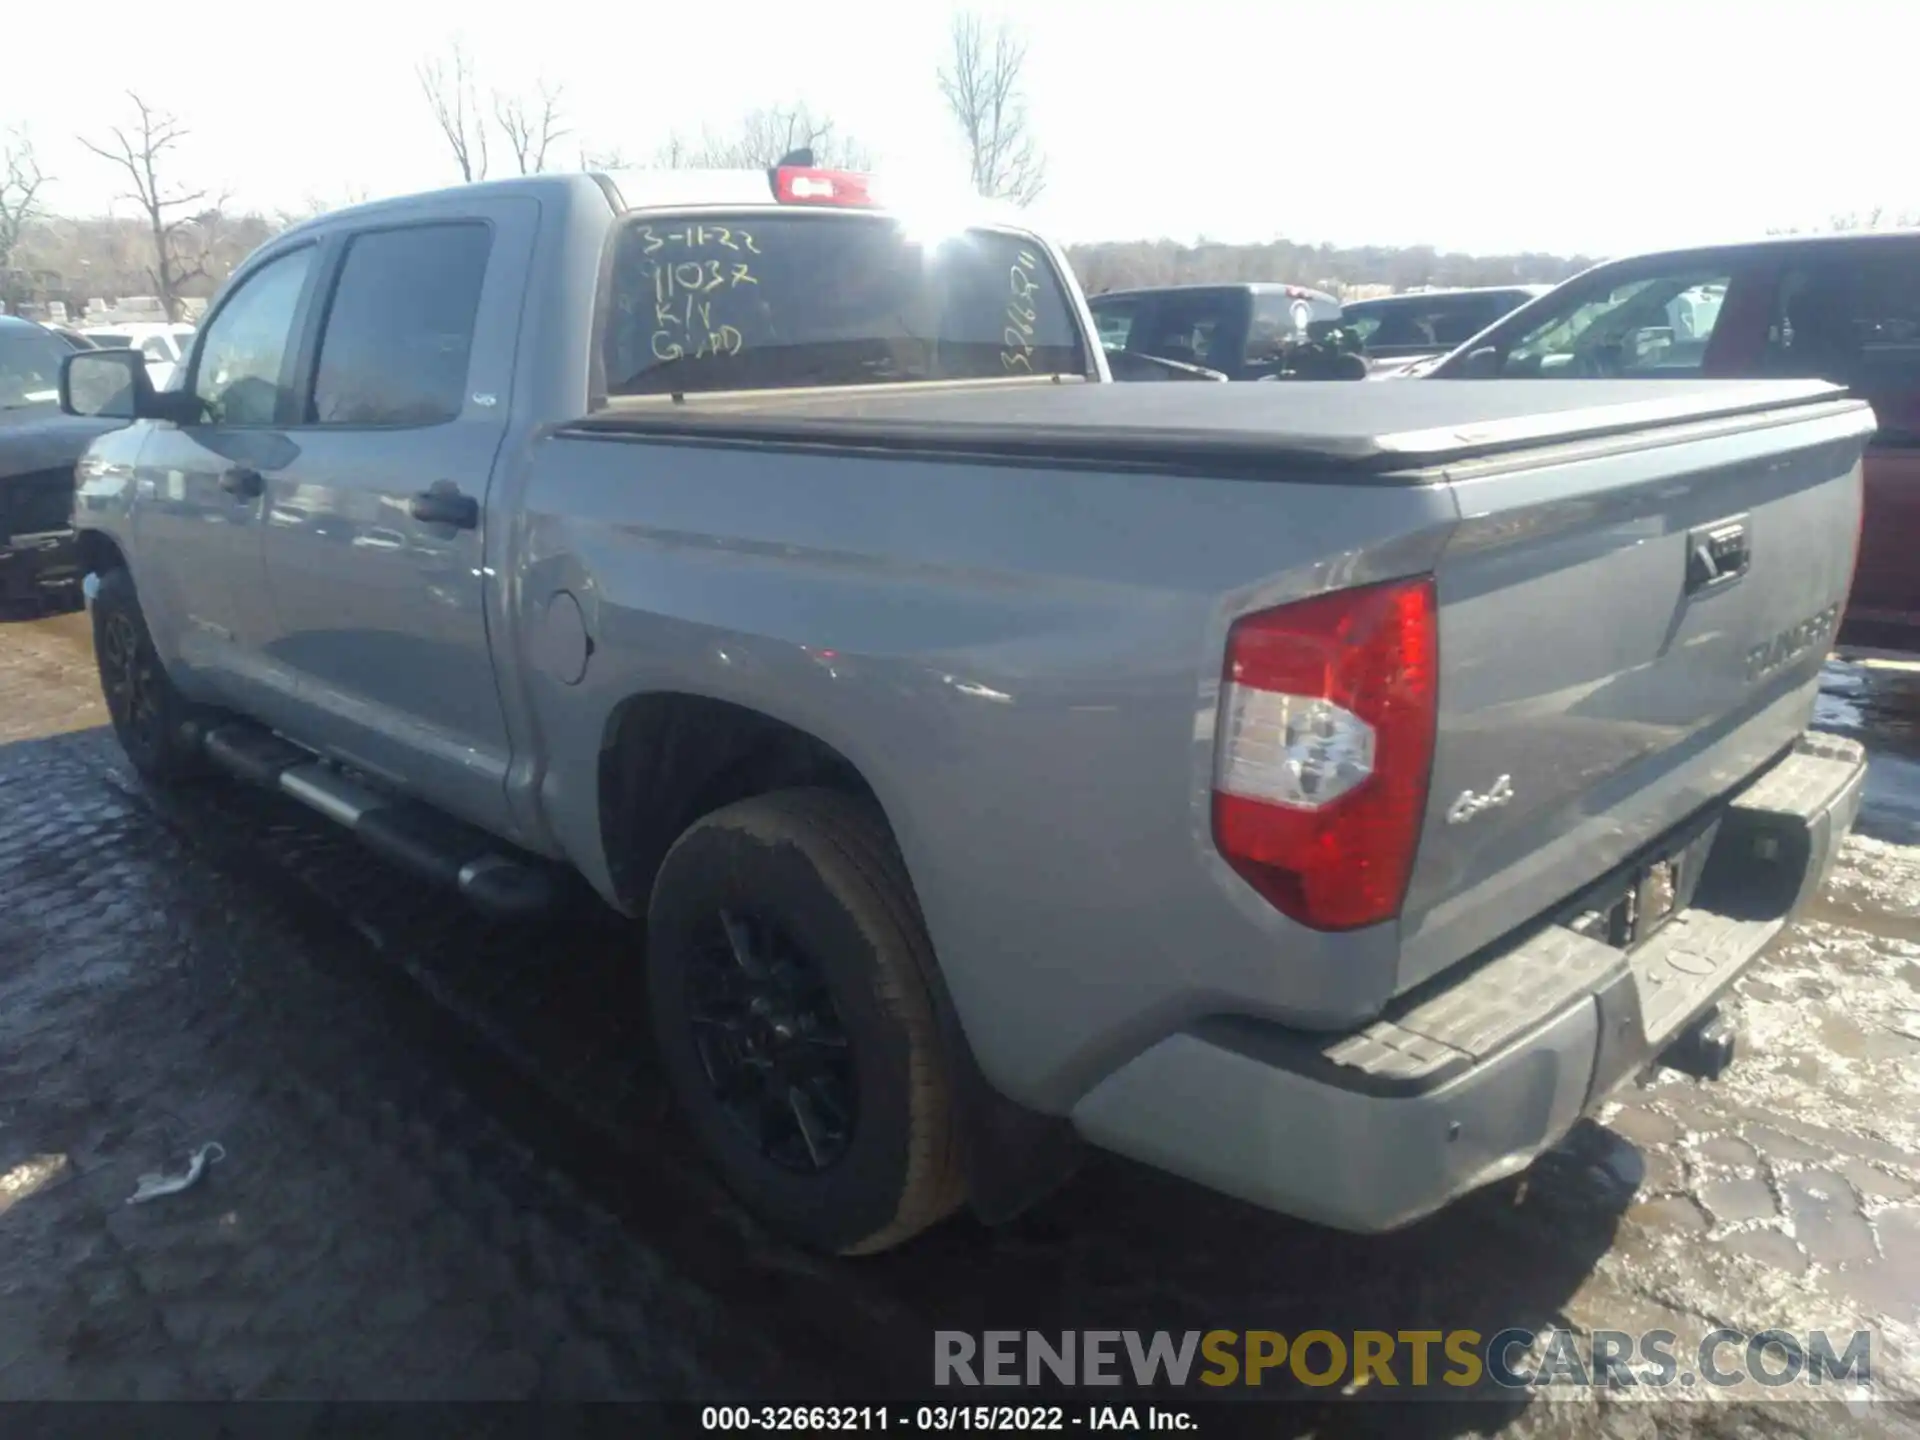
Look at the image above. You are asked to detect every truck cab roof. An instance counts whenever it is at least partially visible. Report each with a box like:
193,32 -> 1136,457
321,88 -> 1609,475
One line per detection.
279,167 -> 1039,239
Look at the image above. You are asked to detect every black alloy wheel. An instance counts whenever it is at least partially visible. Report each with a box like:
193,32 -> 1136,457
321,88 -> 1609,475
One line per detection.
686,906 -> 858,1173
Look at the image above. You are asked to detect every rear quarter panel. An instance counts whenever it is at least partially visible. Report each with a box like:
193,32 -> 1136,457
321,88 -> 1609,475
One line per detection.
505,434 -> 1459,1113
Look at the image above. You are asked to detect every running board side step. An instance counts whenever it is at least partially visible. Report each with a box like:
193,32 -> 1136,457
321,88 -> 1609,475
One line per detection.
199,722 -> 556,920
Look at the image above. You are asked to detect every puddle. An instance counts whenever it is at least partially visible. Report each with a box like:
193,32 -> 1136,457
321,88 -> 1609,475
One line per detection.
1836,1206 -> 1920,1324
1817,659 -> 1920,846
1698,1175 -> 1777,1226
1713,1226 -> 1808,1274
1780,1169 -> 1878,1266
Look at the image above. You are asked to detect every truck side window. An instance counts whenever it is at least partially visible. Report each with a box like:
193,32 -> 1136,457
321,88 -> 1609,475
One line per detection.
1497,268 -> 1733,378
1089,298 -> 1141,351
1136,296 -> 1235,368
309,223 -> 492,427
1763,262 -> 1856,384
191,247 -> 315,426
1849,249 -> 1920,400
1245,293 -> 1306,364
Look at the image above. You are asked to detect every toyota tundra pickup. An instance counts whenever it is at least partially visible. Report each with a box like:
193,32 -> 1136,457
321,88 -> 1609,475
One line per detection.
59,163 -> 1871,1256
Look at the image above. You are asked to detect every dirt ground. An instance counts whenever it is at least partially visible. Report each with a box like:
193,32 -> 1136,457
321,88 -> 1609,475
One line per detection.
4,605 -> 1920,1436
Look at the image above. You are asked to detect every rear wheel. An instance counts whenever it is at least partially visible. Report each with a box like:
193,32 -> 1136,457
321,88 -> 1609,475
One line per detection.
92,567 -> 210,786
646,788 -> 966,1254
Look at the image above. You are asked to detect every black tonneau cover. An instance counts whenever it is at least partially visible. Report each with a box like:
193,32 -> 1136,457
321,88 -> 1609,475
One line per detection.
566,377 -> 1859,475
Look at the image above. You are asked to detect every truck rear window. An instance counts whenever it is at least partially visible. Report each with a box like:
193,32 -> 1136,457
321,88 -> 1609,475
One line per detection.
600,212 -> 1087,397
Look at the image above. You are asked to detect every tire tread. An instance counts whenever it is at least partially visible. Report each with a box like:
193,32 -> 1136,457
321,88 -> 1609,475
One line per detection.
652,787 -> 966,1254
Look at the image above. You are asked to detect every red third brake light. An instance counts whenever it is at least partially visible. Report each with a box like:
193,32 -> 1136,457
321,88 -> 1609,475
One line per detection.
772,166 -> 879,208
1211,576 -> 1439,932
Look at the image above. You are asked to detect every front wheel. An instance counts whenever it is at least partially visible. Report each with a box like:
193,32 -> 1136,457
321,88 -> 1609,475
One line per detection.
646,788 -> 967,1254
91,567 -> 210,786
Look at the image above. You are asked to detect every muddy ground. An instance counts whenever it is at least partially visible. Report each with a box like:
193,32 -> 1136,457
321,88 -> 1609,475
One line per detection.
4,605 -> 1920,1437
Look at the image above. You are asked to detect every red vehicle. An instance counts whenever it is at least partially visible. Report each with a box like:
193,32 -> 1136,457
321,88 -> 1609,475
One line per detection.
1428,231 -> 1920,652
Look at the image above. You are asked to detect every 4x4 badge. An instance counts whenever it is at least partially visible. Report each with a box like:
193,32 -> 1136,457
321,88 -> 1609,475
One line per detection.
1446,774 -> 1515,825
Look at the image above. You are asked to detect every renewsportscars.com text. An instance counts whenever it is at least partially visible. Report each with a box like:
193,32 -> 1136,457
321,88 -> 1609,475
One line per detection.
934,1329 -> 1872,1392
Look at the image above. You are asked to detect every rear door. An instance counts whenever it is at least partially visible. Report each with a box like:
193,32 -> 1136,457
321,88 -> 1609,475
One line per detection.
1835,242 -> 1920,640
1733,239 -> 1920,644
255,198 -> 536,837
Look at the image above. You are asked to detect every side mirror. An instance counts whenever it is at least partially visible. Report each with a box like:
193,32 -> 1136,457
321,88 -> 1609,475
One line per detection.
61,347 -> 197,423
61,348 -> 150,419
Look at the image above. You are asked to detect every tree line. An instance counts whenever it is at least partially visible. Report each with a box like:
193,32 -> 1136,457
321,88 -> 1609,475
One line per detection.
2,17 -> 1907,323
1071,238 -> 1598,299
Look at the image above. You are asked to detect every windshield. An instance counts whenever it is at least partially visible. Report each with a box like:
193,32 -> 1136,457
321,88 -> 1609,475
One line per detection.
0,329 -> 68,410
88,332 -> 133,348
601,212 -> 1088,397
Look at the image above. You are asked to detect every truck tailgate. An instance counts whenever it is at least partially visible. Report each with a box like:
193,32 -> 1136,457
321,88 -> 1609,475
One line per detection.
1397,393 -> 1873,987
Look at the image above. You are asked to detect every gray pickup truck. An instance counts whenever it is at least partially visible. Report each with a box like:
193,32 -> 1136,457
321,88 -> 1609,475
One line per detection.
59,164 -> 1872,1256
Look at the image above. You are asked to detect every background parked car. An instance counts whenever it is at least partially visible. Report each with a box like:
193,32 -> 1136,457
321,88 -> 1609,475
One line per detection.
80,322 -> 196,390
1086,282 -> 1362,379
1424,230 -> 1920,654
0,316 -> 129,610
39,325 -> 99,352
1341,285 -> 1549,376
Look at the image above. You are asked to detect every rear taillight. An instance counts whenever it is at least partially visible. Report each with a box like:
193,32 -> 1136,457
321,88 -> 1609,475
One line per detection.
1211,576 -> 1438,931
771,166 -> 878,208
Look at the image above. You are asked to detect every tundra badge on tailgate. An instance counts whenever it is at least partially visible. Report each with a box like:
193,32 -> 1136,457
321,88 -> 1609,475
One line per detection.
1446,774 -> 1515,826
1745,604 -> 1841,684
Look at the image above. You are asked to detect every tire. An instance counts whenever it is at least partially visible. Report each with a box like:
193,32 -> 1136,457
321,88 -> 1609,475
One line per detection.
91,566 -> 210,786
647,787 -> 966,1254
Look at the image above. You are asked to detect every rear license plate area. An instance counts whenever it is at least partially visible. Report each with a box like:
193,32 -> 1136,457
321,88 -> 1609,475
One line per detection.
1567,825 -> 1715,951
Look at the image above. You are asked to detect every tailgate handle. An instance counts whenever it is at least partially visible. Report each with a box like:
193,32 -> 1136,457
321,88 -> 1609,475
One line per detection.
1685,515 -> 1750,595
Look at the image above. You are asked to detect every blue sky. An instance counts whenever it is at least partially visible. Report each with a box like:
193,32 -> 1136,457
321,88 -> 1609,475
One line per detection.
9,0 -> 1914,257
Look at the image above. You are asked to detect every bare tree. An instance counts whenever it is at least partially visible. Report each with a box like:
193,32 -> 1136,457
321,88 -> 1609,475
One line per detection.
418,39 -> 489,182
1827,207 -> 1885,232
1768,207 -> 1919,236
653,131 -> 695,170
496,82 -> 569,175
0,129 -> 48,310
938,13 -> 1046,206
281,184 -> 374,228
658,104 -> 872,170
79,95 -> 229,322
578,145 -> 632,171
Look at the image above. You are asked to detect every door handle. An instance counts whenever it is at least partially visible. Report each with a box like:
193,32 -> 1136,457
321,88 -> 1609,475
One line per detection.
1685,515 -> 1751,595
409,484 -> 480,530
220,466 -> 264,499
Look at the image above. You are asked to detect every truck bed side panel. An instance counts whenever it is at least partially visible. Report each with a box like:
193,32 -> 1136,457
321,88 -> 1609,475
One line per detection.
506,434 -> 1457,1113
